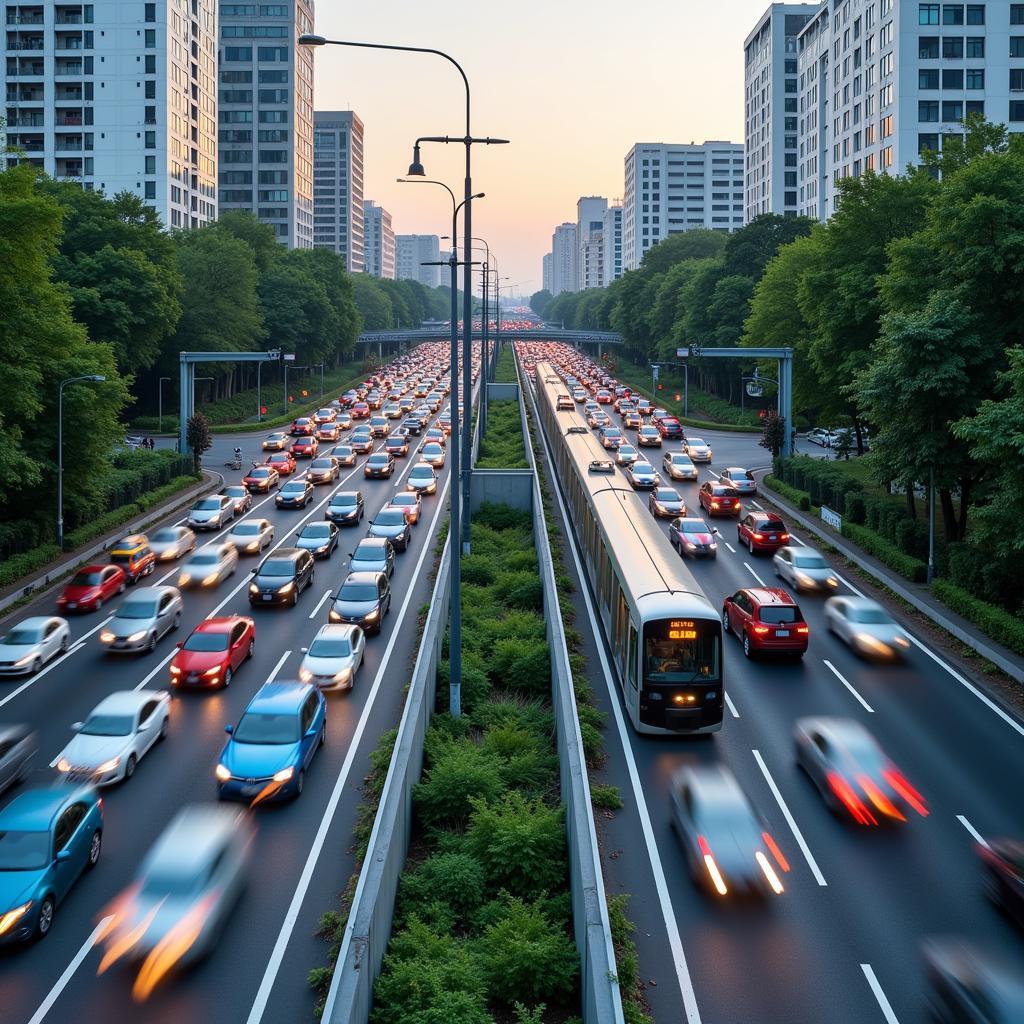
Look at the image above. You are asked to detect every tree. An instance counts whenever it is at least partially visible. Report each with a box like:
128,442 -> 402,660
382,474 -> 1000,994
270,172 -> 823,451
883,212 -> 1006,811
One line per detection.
759,409 -> 786,459
351,274 -> 394,331
259,257 -> 336,365
720,213 -> 814,280
639,228 -> 726,275
529,289 -> 552,318
186,412 -> 212,472
919,113 -> 1024,178
213,210 -> 279,273
284,248 -> 361,363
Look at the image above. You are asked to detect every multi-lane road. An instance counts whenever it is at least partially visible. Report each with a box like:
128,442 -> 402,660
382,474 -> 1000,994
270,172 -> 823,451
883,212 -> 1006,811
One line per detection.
0,369 -> 465,1023
527,345 -> 1023,1024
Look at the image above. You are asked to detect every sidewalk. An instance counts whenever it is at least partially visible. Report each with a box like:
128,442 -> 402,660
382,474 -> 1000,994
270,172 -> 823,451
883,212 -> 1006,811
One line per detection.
0,469 -> 222,621
760,482 -> 1024,686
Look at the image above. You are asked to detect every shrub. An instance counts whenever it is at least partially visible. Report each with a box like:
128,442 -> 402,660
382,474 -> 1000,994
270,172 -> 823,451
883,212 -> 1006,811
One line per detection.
461,554 -> 497,587
844,491 -> 866,525
0,545 -> 62,588
437,662 -> 491,715
932,580 -> 1024,657
414,738 -> 506,828
841,522 -> 928,583
488,638 -> 551,696
497,572 -> 544,611
398,852 -> 487,926
762,475 -> 810,512
474,502 -> 532,532
590,784 -> 624,810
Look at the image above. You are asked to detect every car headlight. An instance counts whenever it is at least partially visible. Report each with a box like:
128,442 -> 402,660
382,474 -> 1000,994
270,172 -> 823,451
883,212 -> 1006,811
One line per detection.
56,758 -> 71,773
273,766 -> 295,783
893,635 -> 910,649
14,651 -> 38,666
179,574 -> 191,586
364,608 -> 380,622
334,668 -> 352,683
124,630 -> 145,644
248,541 -> 260,551
278,581 -> 295,595
796,573 -> 815,588
683,541 -> 696,549
317,545 -> 329,554
856,633 -> 890,653
215,763 -> 231,782
96,757 -> 121,775
203,665 -> 221,677
827,577 -> 839,587
328,611 -> 341,622
202,574 -> 219,587
170,665 -> 182,674
0,901 -> 33,937
249,583 -> 259,594
298,667 -> 313,683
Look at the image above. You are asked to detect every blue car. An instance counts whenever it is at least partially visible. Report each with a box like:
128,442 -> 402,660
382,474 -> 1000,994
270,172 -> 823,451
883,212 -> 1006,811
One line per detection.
0,785 -> 103,944
215,681 -> 325,803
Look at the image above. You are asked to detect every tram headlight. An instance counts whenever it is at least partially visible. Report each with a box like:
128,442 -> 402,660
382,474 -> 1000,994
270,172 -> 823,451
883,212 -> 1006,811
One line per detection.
673,694 -> 698,705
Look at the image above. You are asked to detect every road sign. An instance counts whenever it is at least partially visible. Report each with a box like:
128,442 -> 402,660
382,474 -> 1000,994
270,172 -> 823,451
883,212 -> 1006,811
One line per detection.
746,382 -> 764,397
283,353 -> 296,362
652,365 -> 660,381
676,347 -> 690,358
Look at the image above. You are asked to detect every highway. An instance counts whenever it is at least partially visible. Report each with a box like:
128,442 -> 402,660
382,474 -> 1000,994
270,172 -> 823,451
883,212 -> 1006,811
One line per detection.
524,343 -> 1024,1024
0,354 -> 467,1024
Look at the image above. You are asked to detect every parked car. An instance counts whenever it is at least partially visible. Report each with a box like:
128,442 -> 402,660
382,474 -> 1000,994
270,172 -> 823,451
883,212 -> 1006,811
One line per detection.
722,587 -> 809,658
0,617 -> 70,676
99,586 -> 183,654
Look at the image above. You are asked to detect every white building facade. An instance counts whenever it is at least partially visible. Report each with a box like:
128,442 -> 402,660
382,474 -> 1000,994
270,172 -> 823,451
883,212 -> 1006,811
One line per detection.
576,195 -> 608,290
395,234 -> 440,287
4,0 -> 218,229
601,205 -> 623,286
542,251 -> 553,293
362,199 -> 394,279
622,141 -> 745,271
551,222 -> 577,296
797,3 -> 831,219
312,109 -> 363,271
217,0 -> 314,247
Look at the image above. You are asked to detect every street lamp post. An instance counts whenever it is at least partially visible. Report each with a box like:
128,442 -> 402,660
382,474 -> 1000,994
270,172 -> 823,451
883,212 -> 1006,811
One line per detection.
158,376 -> 171,433
58,374 -> 105,550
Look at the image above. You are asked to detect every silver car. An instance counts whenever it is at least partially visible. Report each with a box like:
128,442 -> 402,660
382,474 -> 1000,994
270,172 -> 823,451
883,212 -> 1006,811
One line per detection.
684,437 -> 712,463
615,443 -> 639,467
0,617 -> 70,676
773,546 -> 839,592
663,452 -> 698,481
226,518 -> 274,555
0,724 -> 37,794
824,596 -> 911,659
149,526 -> 197,562
720,467 -> 757,495
178,543 -> 239,589
187,494 -> 235,531
298,623 -> 365,692
349,537 -> 395,577
100,586 -> 183,653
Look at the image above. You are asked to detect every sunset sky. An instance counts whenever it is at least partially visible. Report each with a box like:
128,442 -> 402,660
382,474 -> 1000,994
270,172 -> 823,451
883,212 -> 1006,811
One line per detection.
313,0 -> 776,298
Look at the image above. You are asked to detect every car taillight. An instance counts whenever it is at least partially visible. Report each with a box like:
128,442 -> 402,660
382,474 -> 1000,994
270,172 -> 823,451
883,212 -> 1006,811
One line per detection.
752,625 -> 770,635
753,532 -> 764,540
857,775 -> 906,821
827,771 -> 877,825
779,533 -> 790,541
796,626 -> 809,634
762,832 -> 790,873
697,835 -> 728,896
882,768 -> 929,817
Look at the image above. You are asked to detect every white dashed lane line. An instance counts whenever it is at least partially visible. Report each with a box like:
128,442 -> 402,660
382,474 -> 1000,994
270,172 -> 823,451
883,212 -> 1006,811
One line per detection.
822,658 -> 874,713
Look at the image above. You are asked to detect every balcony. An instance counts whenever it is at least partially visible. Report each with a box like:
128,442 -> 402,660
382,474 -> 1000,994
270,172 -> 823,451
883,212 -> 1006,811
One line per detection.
6,15 -> 44,25
55,14 -> 84,24
9,135 -> 44,151
7,87 -> 44,101
6,35 -> 45,50
55,158 -> 84,177
55,113 -> 83,126
54,59 -> 83,75
6,114 -> 45,126
55,84 -> 82,100
55,135 -> 84,151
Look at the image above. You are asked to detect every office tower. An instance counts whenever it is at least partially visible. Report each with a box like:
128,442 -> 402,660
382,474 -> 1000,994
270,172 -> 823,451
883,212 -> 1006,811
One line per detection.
312,109 -> 363,271
363,199 -> 394,278
551,222 -> 577,296
396,234 -> 441,287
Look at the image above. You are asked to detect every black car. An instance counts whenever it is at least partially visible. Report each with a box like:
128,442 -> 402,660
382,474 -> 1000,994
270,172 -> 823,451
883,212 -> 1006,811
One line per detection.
248,548 -> 315,607
295,521 -> 340,559
329,571 -> 391,635
276,478 -> 314,509
364,452 -> 395,479
401,415 -> 422,437
325,490 -> 364,527
978,838 -> 1024,930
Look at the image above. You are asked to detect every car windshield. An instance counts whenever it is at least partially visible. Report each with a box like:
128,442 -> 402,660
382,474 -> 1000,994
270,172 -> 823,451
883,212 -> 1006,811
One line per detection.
141,868 -> 204,898
794,554 -> 828,569
689,438 -> 707,446
634,464 -> 653,473
0,830 -> 50,870
301,525 -> 331,538
850,607 -> 893,624
249,469 -> 270,477
3,627 -> 44,645
282,483 -> 305,492
392,494 -> 415,505
109,553 -> 133,564
118,600 -> 159,619
234,712 -> 300,745
309,637 -> 352,658
310,460 -> 332,469
70,572 -> 103,587
183,632 -> 229,652
259,560 -> 295,577
332,496 -> 357,508
681,521 -> 708,533
224,487 -> 245,497
368,455 -> 387,465
194,499 -> 221,511
232,523 -> 261,536
339,584 -> 378,601
376,510 -> 405,526
336,447 -> 353,456
81,713 -> 134,736
655,490 -> 678,501
190,552 -> 219,566
730,470 -> 753,480
412,468 -> 432,478
670,454 -> 691,464
152,529 -> 178,542
761,520 -> 785,532
759,607 -> 800,624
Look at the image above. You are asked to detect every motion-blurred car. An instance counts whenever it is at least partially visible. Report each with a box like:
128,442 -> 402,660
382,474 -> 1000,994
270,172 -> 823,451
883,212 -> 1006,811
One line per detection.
720,467 -> 756,495
226,518 -> 274,555
148,526 -> 196,562
0,617 -> 70,676
177,543 -> 238,589
649,487 -> 686,519
668,518 -> 718,559
108,535 -> 157,584
57,565 -> 126,613
369,507 -> 412,552
698,482 -> 741,517
248,548 -> 315,607
262,432 -> 288,451
662,452 -> 698,481
243,465 -> 279,493
186,495 -> 235,531
299,623 -> 365,692
923,938 -> 1024,1024
307,456 -> 340,484
0,724 -> 36,795
329,571 -> 391,634
170,616 -> 254,689
99,586 -> 182,653
389,490 -> 421,525
722,587 -> 808,658
406,462 -> 437,495
626,461 -> 658,489
737,511 -> 790,554
977,838 -> 1024,930
823,596 -> 910,659
221,485 -> 253,516
773,546 -> 839,592
276,478 -> 314,509
295,521 -> 339,560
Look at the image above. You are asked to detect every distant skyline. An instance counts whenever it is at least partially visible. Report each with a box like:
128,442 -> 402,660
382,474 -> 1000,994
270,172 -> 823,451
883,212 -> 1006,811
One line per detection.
312,0 -> 778,297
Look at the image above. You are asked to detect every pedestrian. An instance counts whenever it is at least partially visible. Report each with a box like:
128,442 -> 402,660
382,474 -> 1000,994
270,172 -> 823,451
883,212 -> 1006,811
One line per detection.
790,428 -> 798,453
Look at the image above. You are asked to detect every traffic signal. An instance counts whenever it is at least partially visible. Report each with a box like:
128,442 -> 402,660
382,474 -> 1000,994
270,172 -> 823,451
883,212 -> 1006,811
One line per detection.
260,405 -> 267,415
674,393 -> 681,402
301,389 -> 308,397
657,383 -> 663,390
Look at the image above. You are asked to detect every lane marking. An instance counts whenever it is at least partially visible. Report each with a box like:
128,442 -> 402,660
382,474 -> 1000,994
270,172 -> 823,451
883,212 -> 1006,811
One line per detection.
0,642 -> 85,711
308,588 -> 333,620
265,649 -> 292,684
25,915 -> 113,1024
743,562 -> 766,586
132,648 -> 178,691
244,473 -> 452,1024
752,749 -> 827,886
72,615 -> 114,645
823,659 -> 874,713
723,541 -> 736,553
861,964 -> 900,1024
956,814 -> 989,849
724,693 -> 740,719
751,500 -> 765,511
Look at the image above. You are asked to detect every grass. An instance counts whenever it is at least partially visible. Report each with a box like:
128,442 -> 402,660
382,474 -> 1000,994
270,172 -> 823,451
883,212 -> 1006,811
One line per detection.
477,399 -> 529,469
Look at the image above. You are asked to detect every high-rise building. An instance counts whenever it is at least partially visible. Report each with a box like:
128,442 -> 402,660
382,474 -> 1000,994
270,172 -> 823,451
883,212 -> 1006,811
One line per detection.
576,195 -> 608,290
217,0 -> 314,247
744,4 -> 820,222
622,142 -> 745,271
542,252 -> 553,293
551,222 -> 577,296
313,110 -> 364,271
601,205 -> 623,286
363,200 -> 395,279
395,234 -> 441,287
3,0 -> 218,229
796,3 -> 830,220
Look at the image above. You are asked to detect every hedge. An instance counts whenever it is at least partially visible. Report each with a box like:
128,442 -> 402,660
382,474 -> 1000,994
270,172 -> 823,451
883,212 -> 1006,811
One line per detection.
841,522 -> 928,583
477,400 -> 528,469
493,346 -> 518,384
762,475 -> 810,511
932,580 -> 1024,658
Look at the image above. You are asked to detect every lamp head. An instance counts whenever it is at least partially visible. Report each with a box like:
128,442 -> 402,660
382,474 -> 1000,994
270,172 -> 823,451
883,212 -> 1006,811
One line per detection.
87,375 -> 106,382
406,144 -> 426,177
297,33 -> 327,46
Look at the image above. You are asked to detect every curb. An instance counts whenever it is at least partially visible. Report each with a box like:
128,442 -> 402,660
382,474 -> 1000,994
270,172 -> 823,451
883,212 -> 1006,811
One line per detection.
758,480 -> 1024,687
0,470 -> 224,622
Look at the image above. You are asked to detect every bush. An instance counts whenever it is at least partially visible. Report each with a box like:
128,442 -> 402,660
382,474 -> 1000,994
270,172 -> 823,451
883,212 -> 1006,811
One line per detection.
488,637 -> 551,696
398,852 -> 487,927
841,522 -> 928,583
461,554 -> 497,587
762,475 -> 811,512
474,501 -> 532,532
932,580 -> 1024,657
478,400 -> 528,469
0,545 -> 63,588
414,738 -> 505,828
844,491 -> 866,525
590,784 -> 624,810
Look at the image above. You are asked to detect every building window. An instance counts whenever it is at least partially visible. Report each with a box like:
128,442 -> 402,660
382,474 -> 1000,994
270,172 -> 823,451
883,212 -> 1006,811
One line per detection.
1011,37 -> 1024,58
1011,69 -> 1024,91
882,146 -> 893,167
145,155 -> 155,174
1010,101 -> 1024,121
942,68 -> 964,88
1013,4 -> 1024,24
919,133 -> 939,153
966,4 -> 984,24
918,102 -> 939,122
144,2 -> 156,20
224,47 -> 253,60
144,29 -> 155,47
942,100 -> 963,121
966,68 -> 984,88
144,181 -> 156,199
920,36 -> 940,58
785,99 -> 798,112
144,131 -> 155,148
144,79 -> 155,99
942,4 -> 964,23
966,100 -> 984,115
965,36 -> 984,57
943,37 -> 964,58
919,68 -> 939,88
919,3 -> 939,23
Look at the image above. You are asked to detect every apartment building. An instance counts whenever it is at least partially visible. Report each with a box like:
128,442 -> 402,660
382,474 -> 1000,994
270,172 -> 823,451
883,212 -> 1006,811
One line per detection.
542,251 -> 553,293
576,195 -> 607,290
363,199 -> 394,278
395,234 -> 440,287
550,222 -> 577,296
312,109 -> 363,271
601,204 -> 623,286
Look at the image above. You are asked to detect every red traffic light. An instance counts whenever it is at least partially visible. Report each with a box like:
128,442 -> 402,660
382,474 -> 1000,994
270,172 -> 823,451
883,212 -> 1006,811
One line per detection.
674,393 -> 681,402
301,389 -> 308,398
288,395 -> 294,403
657,383 -> 663,390
260,405 -> 267,415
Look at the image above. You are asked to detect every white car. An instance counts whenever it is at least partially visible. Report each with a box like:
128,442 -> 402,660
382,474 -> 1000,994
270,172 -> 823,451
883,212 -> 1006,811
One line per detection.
663,452 -> 698,481
178,543 -> 239,589
187,495 -> 235,531
685,437 -> 712,463
57,690 -> 170,784
824,596 -> 911,659
806,428 -> 834,448
148,526 -> 197,562
298,623 -> 365,692
720,467 -> 757,495
226,518 -> 274,555
773,546 -> 839,592
0,617 -> 70,676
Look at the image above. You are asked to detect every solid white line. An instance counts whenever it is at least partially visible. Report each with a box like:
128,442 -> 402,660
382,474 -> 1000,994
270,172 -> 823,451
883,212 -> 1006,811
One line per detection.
861,964 -> 901,1024
243,473 -> 452,1024
0,643 -> 85,711
73,615 -> 114,645
752,749 -> 827,886
132,647 -> 178,691
723,541 -> 736,553
308,588 -> 333,620
265,649 -> 291,683
823,659 -> 874,713
751,500 -> 765,511
956,813 -> 989,849
744,562 -> 767,586
724,693 -> 740,719
25,915 -> 113,1024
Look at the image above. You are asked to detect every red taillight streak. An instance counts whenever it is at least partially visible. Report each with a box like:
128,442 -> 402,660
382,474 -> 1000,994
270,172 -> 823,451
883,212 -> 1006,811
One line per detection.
827,771 -> 877,825
882,769 -> 929,817
762,832 -> 790,873
857,775 -> 906,821
780,533 -> 790,541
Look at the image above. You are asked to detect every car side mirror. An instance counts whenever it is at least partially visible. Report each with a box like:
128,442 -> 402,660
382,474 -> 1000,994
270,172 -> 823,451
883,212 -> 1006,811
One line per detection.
251,568 -> 257,574
56,849 -> 71,863
300,647 -> 308,654
225,724 -> 234,735
712,528 -> 719,535
71,722 -> 83,732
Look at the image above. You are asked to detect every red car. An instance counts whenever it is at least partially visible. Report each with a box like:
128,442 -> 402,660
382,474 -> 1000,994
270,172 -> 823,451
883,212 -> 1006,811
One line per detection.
266,452 -> 296,476
340,390 -> 358,408
698,482 -> 742,517
595,389 -> 612,404
290,417 -> 314,436
169,615 -> 255,690
351,402 -> 370,420
291,436 -> 319,459
244,465 -> 279,492
722,588 -> 809,659
656,416 -> 684,440
57,564 -> 126,613
318,423 -> 340,442
737,511 -> 790,554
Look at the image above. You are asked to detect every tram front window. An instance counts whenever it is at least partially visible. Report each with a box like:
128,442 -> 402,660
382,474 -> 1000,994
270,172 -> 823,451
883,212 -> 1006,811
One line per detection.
644,619 -> 720,686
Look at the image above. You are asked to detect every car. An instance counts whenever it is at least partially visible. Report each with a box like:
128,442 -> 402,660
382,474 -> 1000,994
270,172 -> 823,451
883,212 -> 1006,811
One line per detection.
420,441 -> 446,467
266,451 -> 297,476
384,402 -> 402,419
651,407 -> 670,422
97,805 -> 253,986
656,416 -> 684,440
178,543 -> 238,588
737,511 -> 790,554
0,617 -> 70,676
0,784 -> 103,944
317,422 -> 341,443
325,490 -> 364,526
923,938 -> 1024,1024
615,443 -> 639,467
367,393 -> 384,411
276,478 -> 314,509
662,451 -> 698,481
600,427 -> 624,449
187,495 -> 235,531
698,482 -> 741,517
299,623 -> 365,693
720,467 -> 756,495
57,564 -> 126,613
831,426 -> 870,451
401,415 -> 423,437
350,431 -> 373,455
349,537 -> 395,578
587,410 -> 610,429
0,724 -> 36,795
794,716 -> 928,824
290,435 -> 318,459
805,427 -> 834,448
368,415 -> 390,438
596,388 -> 612,404
773,546 -> 839,592
384,433 -> 410,457
977,838 -> 1024,930
226,518 -> 275,555
289,416 -> 314,436
670,764 -> 788,897
314,407 -> 336,424
351,401 -> 370,420
369,507 -> 412,553
626,461 -> 658,489
336,411 -> 353,431
329,570 -> 391,635
295,521 -> 340,559
243,465 -> 279,493
649,487 -> 686,518
335,444 -> 356,467
248,548 -> 315,607
637,425 -> 662,447
389,490 -> 422,525
99,586 -> 182,654
556,394 -> 574,411
666,517 -> 718,558
340,390 -> 359,408
108,534 -> 157,584
722,587 -> 809,658
823,596 -> 910,659
56,690 -> 169,785
684,437 -> 712,462
623,410 -> 643,430
170,616 -> 255,689
364,452 -> 395,479
262,432 -> 289,451
148,525 -> 197,562
216,681 -> 326,803
636,398 -> 652,415
220,486 -> 252,517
